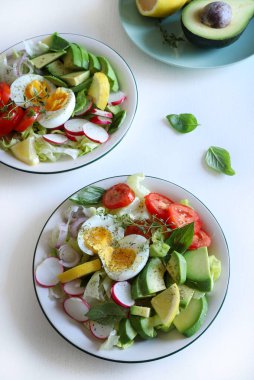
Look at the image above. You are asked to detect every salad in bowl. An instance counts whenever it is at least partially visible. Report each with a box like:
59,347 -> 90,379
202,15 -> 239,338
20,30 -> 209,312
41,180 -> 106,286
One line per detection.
33,174 -> 229,362
0,33 -> 137,173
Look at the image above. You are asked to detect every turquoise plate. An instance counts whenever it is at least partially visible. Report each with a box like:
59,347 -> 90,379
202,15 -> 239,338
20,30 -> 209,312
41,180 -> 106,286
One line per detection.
119,0 -> 254,69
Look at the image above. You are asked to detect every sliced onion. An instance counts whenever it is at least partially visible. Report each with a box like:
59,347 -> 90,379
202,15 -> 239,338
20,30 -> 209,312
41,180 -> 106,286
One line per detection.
58,244 -> 80,268
54,223 -> 69,249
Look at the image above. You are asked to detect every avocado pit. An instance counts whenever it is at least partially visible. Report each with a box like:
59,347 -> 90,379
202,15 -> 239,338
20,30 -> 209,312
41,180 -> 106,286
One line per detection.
201,1 -> 232,28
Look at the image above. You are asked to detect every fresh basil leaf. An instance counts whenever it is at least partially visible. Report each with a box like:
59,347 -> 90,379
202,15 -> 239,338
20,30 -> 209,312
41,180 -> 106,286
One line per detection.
166,113 -> 199,133
205,146 -> 235,176
70,186 -> 105,206
108,110 -> 126,134
165,222 -> 194,256
86,301 -> 128,325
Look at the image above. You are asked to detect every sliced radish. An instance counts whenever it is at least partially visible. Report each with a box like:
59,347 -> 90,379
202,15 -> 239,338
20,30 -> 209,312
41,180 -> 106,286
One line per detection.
63,279 -> 85,296
111,281 -> 135,308
75,98 -> 93,116
63,297 -> 90,322
108,91 -> 126,106
50,125 -> 64,131
43,134 -> 68,145
66,132 -> 78,142
83,122 -> 109,143
89,321 -> 114,340
90,108 -> 113,118
57,244 -> 80,268
64,119 -> 87,136
89,115 -> 112,126
35,257 -> 63,288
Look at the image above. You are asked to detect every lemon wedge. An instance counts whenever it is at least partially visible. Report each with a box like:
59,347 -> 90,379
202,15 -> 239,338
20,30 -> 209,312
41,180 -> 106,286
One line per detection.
10,137 -> 39,166
151,283 -> 180,326
57,259 -> 102,283
88,72 -> 110,110
136,0 -> 187,17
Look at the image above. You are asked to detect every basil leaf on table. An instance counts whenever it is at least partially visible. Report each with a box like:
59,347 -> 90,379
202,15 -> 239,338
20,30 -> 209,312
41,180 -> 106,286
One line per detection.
70,186 -> 105,206
205,146 -> 235,176
166,113 -> 199,133
86,301 -> 128,325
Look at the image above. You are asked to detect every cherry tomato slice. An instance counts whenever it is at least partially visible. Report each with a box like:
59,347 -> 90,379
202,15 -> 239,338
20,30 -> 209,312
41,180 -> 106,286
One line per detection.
167,203 -> 202,233
14,106 -> 40,132
188,229 -> 211,250
145,192 -> 174,221
0,82 -> 10,107
0,106 -> 24,137
102,183 -> 135,209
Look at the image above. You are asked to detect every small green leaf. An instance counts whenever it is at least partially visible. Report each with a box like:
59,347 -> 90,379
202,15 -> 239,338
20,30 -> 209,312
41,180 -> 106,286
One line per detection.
166,113 -> 199,133
108,110 -> 126,134
165,222 -> 194,256
205,146 -> 235,176
70,185 -> 105,206
86,301 -> 128,325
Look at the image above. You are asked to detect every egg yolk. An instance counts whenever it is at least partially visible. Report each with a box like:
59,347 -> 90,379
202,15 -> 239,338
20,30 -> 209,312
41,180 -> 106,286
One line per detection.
25,80 -> 50,104
99,246 -> 137,272
83,227 -> 113,254
45,88 -> 69,111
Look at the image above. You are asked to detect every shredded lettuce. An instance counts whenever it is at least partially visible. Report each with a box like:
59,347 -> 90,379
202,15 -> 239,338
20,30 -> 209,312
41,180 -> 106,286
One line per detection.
0,53 -> 17,83
100,330 -> 119,350
35,137 -> 80,161
83,270 -> 112,306
127,173 -> 150,199
23,40 -> 49,57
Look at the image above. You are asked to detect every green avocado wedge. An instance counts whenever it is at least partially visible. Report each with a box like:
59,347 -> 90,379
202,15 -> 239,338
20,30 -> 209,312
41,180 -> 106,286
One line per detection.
181,0 -> 254,48
184,247 -> 213,292
173,296 -> 208,337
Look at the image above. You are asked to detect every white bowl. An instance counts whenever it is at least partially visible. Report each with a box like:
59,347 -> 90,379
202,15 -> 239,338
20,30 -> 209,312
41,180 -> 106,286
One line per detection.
33,175 -> 229,362
0,34 -> 137,174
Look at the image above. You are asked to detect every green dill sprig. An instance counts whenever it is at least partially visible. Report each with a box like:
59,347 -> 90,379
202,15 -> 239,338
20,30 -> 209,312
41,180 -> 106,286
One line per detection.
158,20 -> 185,49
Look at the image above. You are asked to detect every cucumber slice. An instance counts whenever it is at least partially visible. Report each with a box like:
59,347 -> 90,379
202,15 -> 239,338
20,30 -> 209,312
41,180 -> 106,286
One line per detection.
139,257 -> 166,295
166,251 -> 187,284
118,318 -> 137,345
173,296 -> 208,337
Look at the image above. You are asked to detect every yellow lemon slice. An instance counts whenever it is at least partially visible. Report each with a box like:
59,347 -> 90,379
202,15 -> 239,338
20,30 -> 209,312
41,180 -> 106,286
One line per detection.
88,72 -> 110,110
11,137 -> 39,166
136,0 -> 187,18
57,259 -> 102,283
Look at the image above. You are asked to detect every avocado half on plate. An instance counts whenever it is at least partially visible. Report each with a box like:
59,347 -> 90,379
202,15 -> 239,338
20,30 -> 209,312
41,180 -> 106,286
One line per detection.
181,0 -> 254,48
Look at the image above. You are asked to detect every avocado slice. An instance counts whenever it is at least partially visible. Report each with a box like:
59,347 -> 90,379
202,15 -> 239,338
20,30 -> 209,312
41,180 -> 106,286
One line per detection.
88,52 -> 101,73
46,60 -> 71,77
166,250 -> 187,284
43,75 -> 68,87
184,247 -> 213,292
173,296 -> 208,337
151,284 -> 180,327
98,56 -> 119,92
63,43 -> 82,70
118,318 -> 137,345
129,315 -> 157,339
30,51 -> 66,69
61,70 -> 90,86
181,0 -> 254,48
139,257 -> 166,296
42,32 -> 70,51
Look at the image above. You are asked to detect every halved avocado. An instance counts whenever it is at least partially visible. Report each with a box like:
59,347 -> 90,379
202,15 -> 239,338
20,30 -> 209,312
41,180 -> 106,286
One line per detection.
181,0 -> 254,48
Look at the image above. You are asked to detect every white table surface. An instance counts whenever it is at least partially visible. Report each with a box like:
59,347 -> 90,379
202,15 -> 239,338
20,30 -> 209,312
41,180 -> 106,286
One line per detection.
1,1 -> 253,379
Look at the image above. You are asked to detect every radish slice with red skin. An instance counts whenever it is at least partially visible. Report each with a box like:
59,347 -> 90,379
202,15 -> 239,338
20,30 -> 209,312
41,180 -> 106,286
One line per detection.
75,98 -> 93,116
83,122 -> 109,143
89,321 -> 114,340
89,115 -> 112,126
35,257 -> 63,288
64,119 -> 88,136
108,91 -> 126,106
111,281 -> 135,308
63,279 -> 85,296
57,244 -> 80,268
63,297 -> 90,322
43,134 -> 68,145
90,108 -> 113,118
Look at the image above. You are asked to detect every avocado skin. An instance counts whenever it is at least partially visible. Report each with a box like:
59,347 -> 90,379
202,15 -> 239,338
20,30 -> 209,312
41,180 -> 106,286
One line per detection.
181,20 -> 242,48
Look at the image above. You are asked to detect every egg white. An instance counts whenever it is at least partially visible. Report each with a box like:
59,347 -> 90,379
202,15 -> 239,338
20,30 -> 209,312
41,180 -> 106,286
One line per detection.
77,214 -> 125,256
38,88 -> 75,129
114,197 -> 150,220
10,73 -> 55,108
100,234 -> 149,282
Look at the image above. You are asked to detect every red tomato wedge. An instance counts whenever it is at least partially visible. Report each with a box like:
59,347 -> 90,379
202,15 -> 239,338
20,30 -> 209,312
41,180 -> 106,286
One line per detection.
167,203 -> 202,233
0,82 -> 10,107
124,221 -> 152,239
145,192 -> 174,221
102,183 -> 135,209
0,106 -> 24,137
189,229 -> 211,250
14,106 -> 40,132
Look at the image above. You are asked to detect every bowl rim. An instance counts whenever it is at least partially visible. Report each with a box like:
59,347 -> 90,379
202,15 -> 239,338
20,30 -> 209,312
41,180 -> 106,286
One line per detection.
0,33 -> 138,174
32,174 -> 230,363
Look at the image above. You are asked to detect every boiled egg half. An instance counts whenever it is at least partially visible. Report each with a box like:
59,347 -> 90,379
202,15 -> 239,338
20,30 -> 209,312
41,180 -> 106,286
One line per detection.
10,73 -> 76,129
